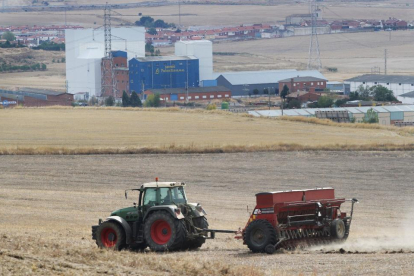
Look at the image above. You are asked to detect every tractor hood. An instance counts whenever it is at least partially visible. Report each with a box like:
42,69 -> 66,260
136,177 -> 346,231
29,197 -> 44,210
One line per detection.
110,206 -> 139,221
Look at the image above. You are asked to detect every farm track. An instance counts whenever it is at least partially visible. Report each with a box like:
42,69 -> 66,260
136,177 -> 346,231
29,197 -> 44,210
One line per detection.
1,152 -> 414,275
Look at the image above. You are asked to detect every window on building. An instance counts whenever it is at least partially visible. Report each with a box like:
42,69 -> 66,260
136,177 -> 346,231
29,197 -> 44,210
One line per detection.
411,84 -> 414,86
188,96 -> 192,99
225,94 -> 229,97
218,95 -> 222,98
180,97 -> 184,100
311,82 -> 314,85
363,82 -> 366,84
210,95 -> 214,98
202,96 -> 207,99
293,83 -> 296,86
141,69 -> 144,72
131,80 -> 134,83
195,96 -> 199,99
399,83 -> 402,85
387,83 -> 390,85
374,82 -> 377,84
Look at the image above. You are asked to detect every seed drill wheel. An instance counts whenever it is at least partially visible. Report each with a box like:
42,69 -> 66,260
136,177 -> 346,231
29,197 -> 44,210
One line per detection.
330,219 -> 346,240
244,219 -> 277,253
144,211 -> 186,252
96,221 -> 126,250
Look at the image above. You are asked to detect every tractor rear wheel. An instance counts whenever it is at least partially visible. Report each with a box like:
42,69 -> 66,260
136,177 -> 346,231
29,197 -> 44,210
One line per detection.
244,220 -> 277,253
330,219 -> 346,240
96,221 -> 126,250
186,216 -> 209,250
144,211 -> 186,252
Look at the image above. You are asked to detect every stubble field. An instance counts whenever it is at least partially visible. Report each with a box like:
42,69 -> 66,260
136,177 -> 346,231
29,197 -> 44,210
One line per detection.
1,151 -> 414,275
1,108 -> 414,154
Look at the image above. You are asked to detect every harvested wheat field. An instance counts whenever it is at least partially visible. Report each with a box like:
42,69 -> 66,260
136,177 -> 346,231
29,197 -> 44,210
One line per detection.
1,108 -> 414,154
0,152 -> 414,275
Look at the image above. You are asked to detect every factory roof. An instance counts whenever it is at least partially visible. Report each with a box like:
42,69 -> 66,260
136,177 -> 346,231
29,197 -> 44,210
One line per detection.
145,86 -> 230,95
279,76 -> 327,82
248,105 -> 414,118
399,91 -> 414,98
345,74 -> 414,84
132,55 -> 197,62
213,70 -> 327,85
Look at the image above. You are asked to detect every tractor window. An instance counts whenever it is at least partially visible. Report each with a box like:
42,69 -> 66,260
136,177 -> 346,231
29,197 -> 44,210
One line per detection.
159,188 -> 171,204
143,188 -> 157,206
171,187 -> 187,204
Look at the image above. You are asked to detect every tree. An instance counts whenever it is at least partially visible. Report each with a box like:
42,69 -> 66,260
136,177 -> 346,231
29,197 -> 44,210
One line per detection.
105,96 -> 115,106
145,93 -> 160,107
253,89 -> 259,95
280,84 -> 289,103
363,108 -> 379,124
136,16 -> 154,26
288,99 -> 301,109
154,19 -> 167,28
317,95 -> 334,108
130,91 -> 142,107
263,88 -> 269,94
369,85 -> 397,102
147,28 -> 158,35
41,63 -> 46,70
2,31 -> 15,42
356,85 -> 370,100
145,42 -> 154,54
335,98 -> 348,107
122,91 -> 130,107
349,91 -> 360,101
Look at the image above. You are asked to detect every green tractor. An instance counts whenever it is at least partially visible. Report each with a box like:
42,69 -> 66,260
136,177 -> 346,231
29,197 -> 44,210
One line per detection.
92,180 -> 209,252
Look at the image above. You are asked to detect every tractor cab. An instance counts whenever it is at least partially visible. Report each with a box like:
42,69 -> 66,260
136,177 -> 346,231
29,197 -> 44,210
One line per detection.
140,182 -> 188,211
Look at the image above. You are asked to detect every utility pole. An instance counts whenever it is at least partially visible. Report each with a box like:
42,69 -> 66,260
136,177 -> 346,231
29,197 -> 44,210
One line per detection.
101,3 -> 117,99
65,8 -> 67,26
384,49 -> 387,75
307,0 -> 322,70
178,0 -> 181,29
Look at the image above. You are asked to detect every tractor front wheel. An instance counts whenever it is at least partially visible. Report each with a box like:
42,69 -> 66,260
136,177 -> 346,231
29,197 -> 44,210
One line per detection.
244,219 -> 277,253
95,221 -> 126,250
144,211 -> 186,252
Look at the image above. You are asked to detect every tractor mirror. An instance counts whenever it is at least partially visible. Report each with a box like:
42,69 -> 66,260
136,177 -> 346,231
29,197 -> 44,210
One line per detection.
352,198 -> 359,203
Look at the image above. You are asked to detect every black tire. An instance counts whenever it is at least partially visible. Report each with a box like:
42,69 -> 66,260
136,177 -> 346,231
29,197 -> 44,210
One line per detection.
186,216 -> 209,250
244,220 -> 277,253
330,219 -> 346,240
144,211 -> 186,252
129,242 -> 147,252
95,221 -> 126,251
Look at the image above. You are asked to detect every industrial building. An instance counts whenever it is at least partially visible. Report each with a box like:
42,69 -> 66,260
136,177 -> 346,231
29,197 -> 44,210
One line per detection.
129,56 -> 200,93
101,51 -> 129,98
65,27 -> 145,98
278,76 -> 327,93
344,75 -> 414,104
214,70 -> 327,96
0,88 -> 73,107
144,86 -> 231,102
248,105 -> 414,126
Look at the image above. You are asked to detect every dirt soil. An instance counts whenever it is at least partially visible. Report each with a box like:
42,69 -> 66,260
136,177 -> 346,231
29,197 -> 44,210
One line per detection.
1,152 -> 413,275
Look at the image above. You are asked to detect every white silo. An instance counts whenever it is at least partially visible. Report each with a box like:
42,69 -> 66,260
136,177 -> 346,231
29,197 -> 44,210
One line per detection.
175,40 -> 213,82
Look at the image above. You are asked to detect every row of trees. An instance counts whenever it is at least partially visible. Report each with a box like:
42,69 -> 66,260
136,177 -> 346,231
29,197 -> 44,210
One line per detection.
0,62 -> 46,72
122,91 -> 142,107
135,16 -> 177,35
349,85 -> 397,102
33,42 -> 65,51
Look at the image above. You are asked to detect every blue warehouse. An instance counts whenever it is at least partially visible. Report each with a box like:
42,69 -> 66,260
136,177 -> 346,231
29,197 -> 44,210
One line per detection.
129,56 -> 200,94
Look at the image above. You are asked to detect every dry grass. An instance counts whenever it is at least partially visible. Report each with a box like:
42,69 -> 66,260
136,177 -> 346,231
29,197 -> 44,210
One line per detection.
1,108 -> 414,154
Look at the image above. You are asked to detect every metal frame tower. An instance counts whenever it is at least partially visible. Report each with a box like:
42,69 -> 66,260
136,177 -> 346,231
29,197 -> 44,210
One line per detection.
307,0 -> 322,70
101,3 -> 117,99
